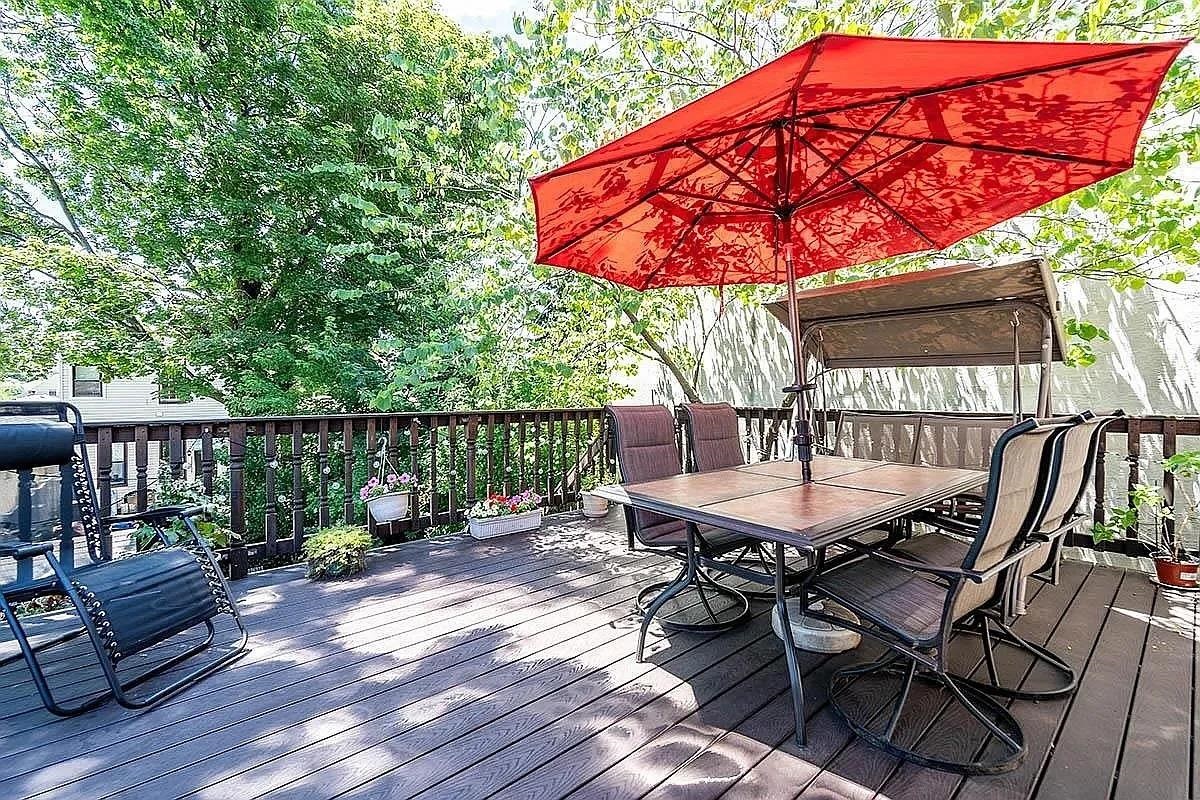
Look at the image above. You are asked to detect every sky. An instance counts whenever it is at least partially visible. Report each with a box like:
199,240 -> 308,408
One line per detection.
437,0 -> 531,35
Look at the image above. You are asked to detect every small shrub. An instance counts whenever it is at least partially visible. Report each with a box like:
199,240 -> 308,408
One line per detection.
303,526 -> 375,580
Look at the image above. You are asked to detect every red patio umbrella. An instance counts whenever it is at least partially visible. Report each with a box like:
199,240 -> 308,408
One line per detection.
530,34 -> 1186,480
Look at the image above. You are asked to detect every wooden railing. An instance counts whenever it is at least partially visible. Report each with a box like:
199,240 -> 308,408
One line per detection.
83,406 -> 793,577
87,409 -> 611,577
84,404 -> 1194,577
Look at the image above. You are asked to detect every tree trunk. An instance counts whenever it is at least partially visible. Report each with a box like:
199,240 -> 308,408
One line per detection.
621,307 -> 702,402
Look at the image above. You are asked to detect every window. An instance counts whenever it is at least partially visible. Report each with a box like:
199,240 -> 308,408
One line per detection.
110,443 -> 128,486
156,377 -> 185,404
71,365 -> 103,397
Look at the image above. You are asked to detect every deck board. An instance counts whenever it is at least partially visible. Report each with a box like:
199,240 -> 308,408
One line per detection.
0,513 -> 1194,800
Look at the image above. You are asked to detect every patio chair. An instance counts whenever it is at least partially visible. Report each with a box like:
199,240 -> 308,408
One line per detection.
0,401 -> 248,716
605,405 -> 752,643
892,410 -> 1124,699
804,416 -> 1074,774
678,402 -> 807,598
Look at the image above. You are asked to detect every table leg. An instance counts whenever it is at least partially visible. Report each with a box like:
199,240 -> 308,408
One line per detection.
775,541 -> 807,747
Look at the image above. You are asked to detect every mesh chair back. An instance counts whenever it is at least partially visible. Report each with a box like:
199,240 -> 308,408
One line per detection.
1017,411 -> 1124,580
950,418 -> 1072,620
1037,411 -> 1123,533
1,402 -> 106,591
680,402 -> 745,472
606,405 -> 687,547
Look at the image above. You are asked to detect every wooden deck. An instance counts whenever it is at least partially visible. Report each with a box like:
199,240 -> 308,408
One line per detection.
0,512 -> 1194,800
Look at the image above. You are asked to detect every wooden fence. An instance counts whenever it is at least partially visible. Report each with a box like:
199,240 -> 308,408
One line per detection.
82,405 -> 1197,577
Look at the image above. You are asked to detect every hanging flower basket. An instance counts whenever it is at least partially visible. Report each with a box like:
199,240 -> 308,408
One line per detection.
467,489 -> 544,540
366,492 -> 411,523
359,472 -> 418,523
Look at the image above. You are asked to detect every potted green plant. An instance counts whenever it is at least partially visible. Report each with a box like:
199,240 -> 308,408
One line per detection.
467,488 -> 543,540
579,473 -> 610,518
1093,450 -> 1199,589
303,525 -> 375,580
359,471 -> 418,523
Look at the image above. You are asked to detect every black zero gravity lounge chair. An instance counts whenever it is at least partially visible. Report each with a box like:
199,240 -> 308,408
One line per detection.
605,404 -> 752,646
0,401 -> 248,716
803,416 -> 1074,774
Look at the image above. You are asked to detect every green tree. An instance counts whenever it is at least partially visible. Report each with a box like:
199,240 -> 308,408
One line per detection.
0,0 -> 506,413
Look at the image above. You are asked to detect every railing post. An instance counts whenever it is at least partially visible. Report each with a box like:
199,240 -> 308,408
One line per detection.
342,419 -> 355,525
408,418 -> 420,529
317,420 -> 330,530
96,426 -> 114,520
465,415 -> 478,510
134,425 -> 149,511
264,421 -> 278,557
1163,417 -> 1177,544
1125,418 -> 1141,553
448,415 -> 459,524
366,417 -> 378,540
168,424 -> 185,478
227,422 -> 249,580
428,417 -> 439,528
291,425 -> 305,553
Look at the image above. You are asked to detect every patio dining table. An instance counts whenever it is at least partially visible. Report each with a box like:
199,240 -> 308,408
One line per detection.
590,453 -> 986,743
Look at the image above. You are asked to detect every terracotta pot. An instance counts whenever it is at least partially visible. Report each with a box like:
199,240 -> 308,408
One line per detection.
1153,557 -> 1199,588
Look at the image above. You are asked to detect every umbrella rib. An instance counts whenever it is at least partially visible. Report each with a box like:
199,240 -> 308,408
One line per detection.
537,128 -> 764,264
537,43 -> 1168,180
684,141 -> 776,207
639,131 -> 773,290
782,36 -> 825,206
793,141 -> 926,212
793,133 -> 938,247
790,100 -> 907,206
805,121 -> 1127,168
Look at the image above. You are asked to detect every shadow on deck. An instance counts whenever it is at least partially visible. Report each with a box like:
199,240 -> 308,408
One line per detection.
0,512 -> 1194,800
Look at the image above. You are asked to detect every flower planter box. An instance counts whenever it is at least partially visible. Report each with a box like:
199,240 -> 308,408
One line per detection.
469,508 -> 544,540
366,492 -> 410,523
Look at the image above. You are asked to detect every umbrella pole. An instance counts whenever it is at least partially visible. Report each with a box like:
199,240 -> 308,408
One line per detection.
784,245 -> 813,483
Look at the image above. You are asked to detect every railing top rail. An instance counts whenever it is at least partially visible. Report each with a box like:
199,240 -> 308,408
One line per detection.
81,407 -> 608,428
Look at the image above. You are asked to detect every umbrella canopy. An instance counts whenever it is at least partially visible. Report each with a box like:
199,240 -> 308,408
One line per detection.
530,33 -> 1185,480
531,34 -> 1186,289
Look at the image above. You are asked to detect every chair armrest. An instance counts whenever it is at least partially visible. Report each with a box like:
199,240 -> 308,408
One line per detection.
103,504 -> 206,526
0,541 -> 54,559
841,539 -> 982,582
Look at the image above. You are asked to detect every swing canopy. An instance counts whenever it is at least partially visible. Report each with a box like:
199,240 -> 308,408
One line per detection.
764,258 -> 1067,369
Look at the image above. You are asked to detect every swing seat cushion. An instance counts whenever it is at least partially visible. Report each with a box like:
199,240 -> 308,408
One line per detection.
70,548 -> 220,662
